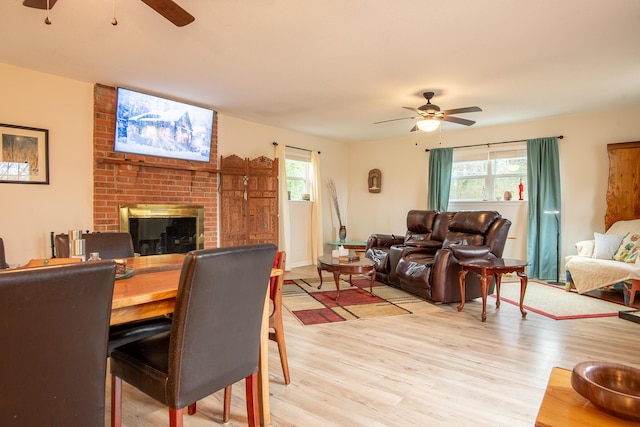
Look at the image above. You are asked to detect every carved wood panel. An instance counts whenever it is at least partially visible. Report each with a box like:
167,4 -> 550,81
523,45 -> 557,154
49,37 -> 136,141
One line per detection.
220,155 -> 278,247
605,141 -> 640,230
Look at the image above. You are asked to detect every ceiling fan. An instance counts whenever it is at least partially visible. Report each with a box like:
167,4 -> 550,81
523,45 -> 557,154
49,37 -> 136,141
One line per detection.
374,92 -> 482,132
23,0 -> 195,27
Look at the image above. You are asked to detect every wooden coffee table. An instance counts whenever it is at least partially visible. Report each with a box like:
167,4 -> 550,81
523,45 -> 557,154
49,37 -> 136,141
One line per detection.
457,258 -> 528,322
316,255 -> 376,301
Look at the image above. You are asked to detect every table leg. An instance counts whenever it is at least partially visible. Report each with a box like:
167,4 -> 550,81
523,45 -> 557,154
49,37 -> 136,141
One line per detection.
258,285 -> 270,426
479,272 -> 489,322
317,265 -> 324,289
333,271 -> 341,301
457,269 -> 469,312
369,269 -> 376,296
517,271 -> 528,318
494,273 -> 502,308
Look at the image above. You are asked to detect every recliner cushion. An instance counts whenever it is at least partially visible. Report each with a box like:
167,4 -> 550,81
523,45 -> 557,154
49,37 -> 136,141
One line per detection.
448,211 -> 501,234
443,231 -> 485,248
396,253 -> 434,291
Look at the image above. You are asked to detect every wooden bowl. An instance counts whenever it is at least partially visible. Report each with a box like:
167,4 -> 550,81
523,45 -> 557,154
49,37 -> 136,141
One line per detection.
571,361 -> 640,421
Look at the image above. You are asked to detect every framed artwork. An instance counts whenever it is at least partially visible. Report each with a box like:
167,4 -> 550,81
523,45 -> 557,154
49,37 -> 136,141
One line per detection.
0,123 -> 49,184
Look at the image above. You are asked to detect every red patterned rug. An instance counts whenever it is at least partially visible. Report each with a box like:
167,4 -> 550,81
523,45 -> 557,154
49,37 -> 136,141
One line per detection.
282,277 -> 443,325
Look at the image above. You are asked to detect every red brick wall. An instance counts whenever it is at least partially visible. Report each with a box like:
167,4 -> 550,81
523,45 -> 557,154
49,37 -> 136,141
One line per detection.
92,84 -> 218,248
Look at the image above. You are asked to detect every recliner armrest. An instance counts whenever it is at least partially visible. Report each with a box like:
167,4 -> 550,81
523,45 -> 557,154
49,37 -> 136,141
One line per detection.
448,244 -> 491,260
366,234 -> 405,251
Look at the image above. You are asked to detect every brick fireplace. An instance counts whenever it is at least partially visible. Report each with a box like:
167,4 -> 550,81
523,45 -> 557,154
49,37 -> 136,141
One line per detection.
92,84 -> 218,249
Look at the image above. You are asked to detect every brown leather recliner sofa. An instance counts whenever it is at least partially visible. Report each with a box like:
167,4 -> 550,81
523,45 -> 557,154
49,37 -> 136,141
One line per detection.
365,210 -> 511,303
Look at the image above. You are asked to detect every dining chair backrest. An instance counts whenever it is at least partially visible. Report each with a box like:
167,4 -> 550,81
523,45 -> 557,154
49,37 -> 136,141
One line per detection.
55,232 -> 135,259
0,261 -> 116,426
169,243 -> 276,408
0,238 -> 9,269
269,250 -> 284,301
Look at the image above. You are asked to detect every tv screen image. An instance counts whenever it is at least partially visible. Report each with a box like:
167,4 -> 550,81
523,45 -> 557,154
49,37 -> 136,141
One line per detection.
114,87 -> 214,162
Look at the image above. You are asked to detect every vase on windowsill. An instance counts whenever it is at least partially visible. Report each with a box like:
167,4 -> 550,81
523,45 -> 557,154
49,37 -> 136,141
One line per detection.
339,225 -> 347,242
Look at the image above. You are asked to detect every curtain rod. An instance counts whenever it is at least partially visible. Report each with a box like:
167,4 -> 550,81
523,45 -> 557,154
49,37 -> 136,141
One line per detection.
272,141 -> 320,154
424,135 -> 564,152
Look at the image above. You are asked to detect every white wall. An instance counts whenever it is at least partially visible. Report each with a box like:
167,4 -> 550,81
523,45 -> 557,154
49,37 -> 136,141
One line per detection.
347,107 -> 640,272
0,63 -> 94,266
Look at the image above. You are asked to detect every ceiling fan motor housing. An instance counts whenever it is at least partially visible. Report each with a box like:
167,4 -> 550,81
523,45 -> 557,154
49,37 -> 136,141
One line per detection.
418,92 -> 440,113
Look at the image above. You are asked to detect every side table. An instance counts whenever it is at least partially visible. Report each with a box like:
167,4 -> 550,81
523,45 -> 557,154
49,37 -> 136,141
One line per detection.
536,367 -> 639,426
326,241 -> 368,251
458,258 -> 528,322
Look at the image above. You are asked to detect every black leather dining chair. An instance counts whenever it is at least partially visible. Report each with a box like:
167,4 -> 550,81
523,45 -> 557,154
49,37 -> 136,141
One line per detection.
0,261 -> 116,426
110,243 -> 277,427
54,231 -> 172,356
54,231 -> 135,259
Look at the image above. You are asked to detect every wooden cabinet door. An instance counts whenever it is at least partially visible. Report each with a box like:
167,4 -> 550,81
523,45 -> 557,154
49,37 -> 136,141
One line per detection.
605,141 -> 640,230
220,155 -> 278,247
247,156 -> 279,244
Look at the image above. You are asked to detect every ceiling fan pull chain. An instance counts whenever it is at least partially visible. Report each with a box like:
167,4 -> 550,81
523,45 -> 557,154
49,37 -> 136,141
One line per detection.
44,0 -> 51,25
111,0 -> 118,25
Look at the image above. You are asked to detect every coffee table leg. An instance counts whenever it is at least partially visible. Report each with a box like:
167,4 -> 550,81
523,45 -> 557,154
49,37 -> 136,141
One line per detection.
457,269 -> 468,312
369,269 -> 376,296
333,271 -> 341,301
494,273 -> 502,309
317,265 -> 324,289
479,273 -> 489,322
517,270 -> 528,318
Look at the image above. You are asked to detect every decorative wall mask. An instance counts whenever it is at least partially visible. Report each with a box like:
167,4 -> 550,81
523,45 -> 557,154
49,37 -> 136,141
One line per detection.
368,169 -> 381,193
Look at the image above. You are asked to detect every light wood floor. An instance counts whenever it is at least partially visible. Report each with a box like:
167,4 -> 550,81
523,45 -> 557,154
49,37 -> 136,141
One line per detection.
107,265 -> 639,426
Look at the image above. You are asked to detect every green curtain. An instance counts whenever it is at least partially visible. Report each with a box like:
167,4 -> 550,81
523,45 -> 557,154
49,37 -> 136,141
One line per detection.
427,148 -> 453,211
526,137 -> 561,280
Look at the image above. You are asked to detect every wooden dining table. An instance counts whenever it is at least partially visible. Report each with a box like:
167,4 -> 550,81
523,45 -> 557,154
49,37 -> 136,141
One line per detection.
111,253 -> 281,426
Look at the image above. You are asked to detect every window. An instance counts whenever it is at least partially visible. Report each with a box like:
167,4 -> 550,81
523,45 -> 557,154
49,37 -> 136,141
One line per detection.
449,145 -> 527,201
285,148 -> 312,201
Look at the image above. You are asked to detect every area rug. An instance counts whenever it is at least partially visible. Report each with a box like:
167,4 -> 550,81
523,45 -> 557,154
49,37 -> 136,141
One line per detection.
490,279 -> 629,320
283,277 -> 443,325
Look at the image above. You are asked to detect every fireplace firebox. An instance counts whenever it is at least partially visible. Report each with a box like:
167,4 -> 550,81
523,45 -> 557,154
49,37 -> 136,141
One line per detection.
119,204 -> 205,256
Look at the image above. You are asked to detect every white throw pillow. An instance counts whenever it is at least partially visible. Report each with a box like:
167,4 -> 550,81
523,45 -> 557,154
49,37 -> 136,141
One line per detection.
592,232 -> 624,260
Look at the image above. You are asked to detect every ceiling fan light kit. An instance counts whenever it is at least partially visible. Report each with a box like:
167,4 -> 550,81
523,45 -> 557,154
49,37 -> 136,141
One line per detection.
374,91 -> 482,133
416,119 -> 441,132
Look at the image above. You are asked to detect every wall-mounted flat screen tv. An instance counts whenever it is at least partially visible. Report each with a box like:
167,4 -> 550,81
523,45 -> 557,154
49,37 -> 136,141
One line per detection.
114,87 -> 214,162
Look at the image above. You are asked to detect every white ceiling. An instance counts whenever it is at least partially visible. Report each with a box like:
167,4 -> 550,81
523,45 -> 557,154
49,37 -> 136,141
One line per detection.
1,0 -> 639,142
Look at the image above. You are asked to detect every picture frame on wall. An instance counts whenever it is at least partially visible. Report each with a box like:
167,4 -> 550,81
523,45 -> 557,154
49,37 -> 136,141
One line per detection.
0,123 -> 49,184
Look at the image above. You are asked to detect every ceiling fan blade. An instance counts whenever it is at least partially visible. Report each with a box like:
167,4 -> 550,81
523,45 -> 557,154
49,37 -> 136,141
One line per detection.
442,116 -> 476,126
403,106 -> 423,114
373,116 -> 419,124
410,124 -> 418,132
140,0 -> 195,27
442,106 -> 482,115
23,0 -> 58,9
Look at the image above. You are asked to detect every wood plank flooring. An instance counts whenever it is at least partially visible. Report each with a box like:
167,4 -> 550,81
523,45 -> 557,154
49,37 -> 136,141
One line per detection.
107,265 -> 640,426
